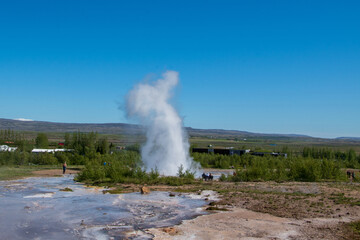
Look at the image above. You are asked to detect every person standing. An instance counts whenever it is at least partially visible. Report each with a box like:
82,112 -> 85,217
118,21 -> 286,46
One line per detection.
63,162 -> 67,174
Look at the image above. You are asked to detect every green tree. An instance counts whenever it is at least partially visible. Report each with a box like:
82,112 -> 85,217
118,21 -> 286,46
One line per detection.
347,149 -> 358,168
64,133 -> 71,148
35,133 -> 49,148
97,138 -> 109,154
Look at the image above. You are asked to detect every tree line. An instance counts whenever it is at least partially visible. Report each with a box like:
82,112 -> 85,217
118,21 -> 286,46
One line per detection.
0,131 -> 114,166
1,130 -> 360,183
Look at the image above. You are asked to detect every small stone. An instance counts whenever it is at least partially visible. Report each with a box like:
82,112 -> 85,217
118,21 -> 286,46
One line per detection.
161,227 -> 180,236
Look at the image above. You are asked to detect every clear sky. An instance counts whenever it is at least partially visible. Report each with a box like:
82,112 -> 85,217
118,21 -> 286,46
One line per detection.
0,0 -> 359,138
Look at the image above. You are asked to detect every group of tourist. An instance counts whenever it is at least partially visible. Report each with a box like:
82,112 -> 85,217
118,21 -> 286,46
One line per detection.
202,172 -> 213,181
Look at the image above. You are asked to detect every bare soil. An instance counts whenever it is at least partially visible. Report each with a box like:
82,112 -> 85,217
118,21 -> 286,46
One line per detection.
146,181 -> 360,240
32,169 -> 80,177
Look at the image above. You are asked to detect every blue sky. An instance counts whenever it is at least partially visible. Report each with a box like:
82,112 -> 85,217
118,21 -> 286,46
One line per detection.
0,0 -> 359,138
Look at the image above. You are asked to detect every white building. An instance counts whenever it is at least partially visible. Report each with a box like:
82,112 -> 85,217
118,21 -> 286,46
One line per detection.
0,145 -> 18,152
31,149 -> 73,153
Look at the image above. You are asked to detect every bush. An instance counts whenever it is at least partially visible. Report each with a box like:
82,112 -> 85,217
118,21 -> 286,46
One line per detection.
288,158 -> 321,182
177,164 -> 195,180
149,168 -> 160,180
219,173 -> 230,181
75,152 -> 197,185
192,150 -> 351,182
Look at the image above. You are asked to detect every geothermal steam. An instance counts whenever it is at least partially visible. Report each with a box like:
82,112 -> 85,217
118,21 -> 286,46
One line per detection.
126,71 -> 196,176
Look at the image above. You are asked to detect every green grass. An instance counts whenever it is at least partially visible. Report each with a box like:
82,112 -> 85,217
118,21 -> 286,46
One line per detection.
350,221 -> 360,234
329,193 -> 360,206
0,165 -> 62,181
0,166 -> 35,180
190,136 -> 360,153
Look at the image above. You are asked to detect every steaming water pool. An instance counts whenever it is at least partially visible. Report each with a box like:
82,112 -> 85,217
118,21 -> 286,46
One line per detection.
0,175 -> 208,239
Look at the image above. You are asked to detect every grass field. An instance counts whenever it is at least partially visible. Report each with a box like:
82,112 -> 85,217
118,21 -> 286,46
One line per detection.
189,136 -> 360,153
0,165 -> 83,181
0,166 -> 37,180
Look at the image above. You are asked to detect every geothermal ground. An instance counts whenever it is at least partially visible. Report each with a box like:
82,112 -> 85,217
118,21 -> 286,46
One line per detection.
0,173 -> 207,240
1,170 -> 360,239
148,180 -> 360,240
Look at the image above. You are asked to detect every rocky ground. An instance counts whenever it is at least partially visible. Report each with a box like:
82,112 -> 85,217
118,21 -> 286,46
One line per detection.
146,181 -> 360,240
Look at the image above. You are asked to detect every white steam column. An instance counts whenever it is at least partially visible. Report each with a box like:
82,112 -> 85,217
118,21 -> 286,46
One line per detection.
126,71 -> 197,176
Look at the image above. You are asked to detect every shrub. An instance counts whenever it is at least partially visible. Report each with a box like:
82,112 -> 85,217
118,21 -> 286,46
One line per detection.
149,168 -> 160,180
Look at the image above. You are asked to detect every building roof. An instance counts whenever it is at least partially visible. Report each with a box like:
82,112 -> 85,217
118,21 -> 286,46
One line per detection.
31,149 -> 72,153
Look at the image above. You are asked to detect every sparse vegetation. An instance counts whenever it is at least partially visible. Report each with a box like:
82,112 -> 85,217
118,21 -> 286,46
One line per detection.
349,221 -> 360,235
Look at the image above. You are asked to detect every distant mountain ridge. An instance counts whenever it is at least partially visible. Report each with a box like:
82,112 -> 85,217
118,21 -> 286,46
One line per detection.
0,118 -> 143,135
0,118 -> 357,141
336,137 -> 360,141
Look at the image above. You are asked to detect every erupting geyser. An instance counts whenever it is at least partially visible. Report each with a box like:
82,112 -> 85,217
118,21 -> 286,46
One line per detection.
126,71 -> 197,176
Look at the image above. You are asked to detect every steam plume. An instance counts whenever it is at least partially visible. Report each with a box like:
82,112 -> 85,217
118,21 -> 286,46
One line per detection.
126,71 -> 196,176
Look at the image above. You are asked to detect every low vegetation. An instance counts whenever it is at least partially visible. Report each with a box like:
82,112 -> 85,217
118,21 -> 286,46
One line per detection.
75,153 -> 196,186
217,157 -> 344,182
192,149 -> 359,182
59,187 -> 73,192
349,221 -> 360,236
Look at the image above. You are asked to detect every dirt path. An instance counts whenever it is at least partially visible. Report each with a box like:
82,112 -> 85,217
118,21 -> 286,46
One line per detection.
32,169 -> 79,177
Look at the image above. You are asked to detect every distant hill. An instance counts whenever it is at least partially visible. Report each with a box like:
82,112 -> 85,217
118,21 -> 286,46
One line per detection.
0,118 -> 350,142
336,137 -> 360,142
186,127 -> 311,139
0,118 -> 144,135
